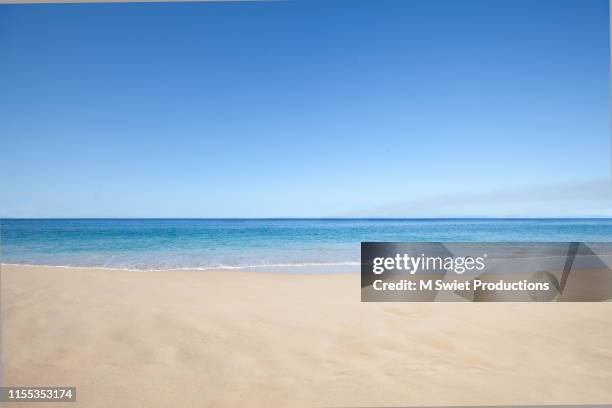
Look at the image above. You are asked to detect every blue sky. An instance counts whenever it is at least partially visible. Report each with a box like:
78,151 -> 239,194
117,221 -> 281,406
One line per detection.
0,0 -> 610,217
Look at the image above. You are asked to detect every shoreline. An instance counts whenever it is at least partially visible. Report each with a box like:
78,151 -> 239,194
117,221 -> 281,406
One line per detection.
0,262 -> 361,274
3,264 -> 612,407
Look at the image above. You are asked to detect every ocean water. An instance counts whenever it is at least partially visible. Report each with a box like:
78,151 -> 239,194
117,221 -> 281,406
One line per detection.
1,219 -> 612,271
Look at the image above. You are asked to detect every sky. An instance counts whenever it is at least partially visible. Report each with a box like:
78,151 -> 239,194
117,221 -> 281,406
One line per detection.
0,0 -> 610,218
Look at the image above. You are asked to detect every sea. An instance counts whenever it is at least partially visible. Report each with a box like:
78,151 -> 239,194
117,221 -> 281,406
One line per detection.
1,219 -> 612,272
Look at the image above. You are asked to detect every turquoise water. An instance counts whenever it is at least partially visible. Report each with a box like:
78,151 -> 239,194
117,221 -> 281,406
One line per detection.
1,219 -> 612,271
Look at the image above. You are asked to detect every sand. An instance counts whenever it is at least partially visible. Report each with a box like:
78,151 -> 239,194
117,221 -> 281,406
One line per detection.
2,264 -> 612,407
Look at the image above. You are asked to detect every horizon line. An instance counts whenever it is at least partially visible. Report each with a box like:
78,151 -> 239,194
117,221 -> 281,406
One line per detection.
2,217 -> 612,220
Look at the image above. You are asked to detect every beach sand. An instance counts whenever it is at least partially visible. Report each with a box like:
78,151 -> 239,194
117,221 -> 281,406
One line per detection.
2,264 -> 612,407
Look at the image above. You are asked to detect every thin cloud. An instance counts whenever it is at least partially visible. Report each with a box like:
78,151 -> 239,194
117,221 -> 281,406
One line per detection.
344,179 -> 612,218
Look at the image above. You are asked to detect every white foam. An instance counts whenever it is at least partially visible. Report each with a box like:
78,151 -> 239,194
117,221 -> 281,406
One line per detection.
0,261 -> 361,273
